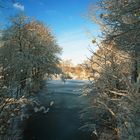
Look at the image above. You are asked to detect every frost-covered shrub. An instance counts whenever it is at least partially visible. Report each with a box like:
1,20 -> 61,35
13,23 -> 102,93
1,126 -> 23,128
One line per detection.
117,82 -> 140,140
0,96 -> 29,139
82,43 -> 140,139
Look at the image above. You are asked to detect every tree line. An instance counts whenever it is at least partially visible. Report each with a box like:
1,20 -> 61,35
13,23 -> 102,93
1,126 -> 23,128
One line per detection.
83,0 -> 140,139
0,14 -> 61,139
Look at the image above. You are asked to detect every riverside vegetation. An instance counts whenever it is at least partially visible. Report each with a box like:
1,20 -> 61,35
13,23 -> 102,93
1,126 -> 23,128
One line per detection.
0,0 -> 140,140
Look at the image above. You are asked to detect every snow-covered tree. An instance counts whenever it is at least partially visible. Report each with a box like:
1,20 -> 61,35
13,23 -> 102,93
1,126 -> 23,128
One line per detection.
0,14 -> 61,96
85,1 -> 140,139
98,0 -> 140,83
0,13 -> 62,138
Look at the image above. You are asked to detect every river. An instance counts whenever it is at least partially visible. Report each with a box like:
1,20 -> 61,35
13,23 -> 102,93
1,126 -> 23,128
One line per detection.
23,80 -> 97,140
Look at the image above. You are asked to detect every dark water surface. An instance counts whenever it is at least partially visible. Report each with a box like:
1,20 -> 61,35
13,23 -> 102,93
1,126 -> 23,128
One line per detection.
23,80 -> 97,140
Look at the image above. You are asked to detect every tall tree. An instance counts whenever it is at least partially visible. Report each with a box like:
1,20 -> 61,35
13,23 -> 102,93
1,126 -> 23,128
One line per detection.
0,14 -> 62,138
0,14 -> 61,96
86,1 -> 140,139
98,0 -> 140,82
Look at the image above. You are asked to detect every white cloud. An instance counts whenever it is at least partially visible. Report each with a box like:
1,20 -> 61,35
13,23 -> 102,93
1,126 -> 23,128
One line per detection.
13,3 -> 24,11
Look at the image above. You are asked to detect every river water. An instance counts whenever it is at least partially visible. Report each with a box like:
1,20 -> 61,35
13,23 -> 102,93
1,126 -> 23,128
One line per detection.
23,80 -> 97,140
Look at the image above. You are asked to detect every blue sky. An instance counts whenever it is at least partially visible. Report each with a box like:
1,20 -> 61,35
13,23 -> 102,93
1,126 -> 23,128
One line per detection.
1,0 -> 100,64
